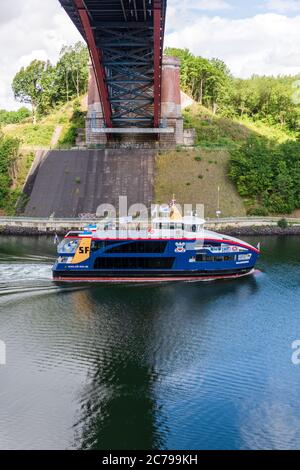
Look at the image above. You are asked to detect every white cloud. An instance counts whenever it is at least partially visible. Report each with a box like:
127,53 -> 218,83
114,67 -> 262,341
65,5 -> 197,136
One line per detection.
165,13 -> 300,78
0,0 -> 82,110
264,0 -> 300,13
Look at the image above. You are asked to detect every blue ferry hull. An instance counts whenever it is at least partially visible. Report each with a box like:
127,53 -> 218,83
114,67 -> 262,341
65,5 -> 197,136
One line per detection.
52,236 -> 260,283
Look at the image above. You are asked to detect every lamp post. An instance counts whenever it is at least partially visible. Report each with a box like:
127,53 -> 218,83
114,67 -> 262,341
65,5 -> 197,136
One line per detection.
216,186 -> 221,219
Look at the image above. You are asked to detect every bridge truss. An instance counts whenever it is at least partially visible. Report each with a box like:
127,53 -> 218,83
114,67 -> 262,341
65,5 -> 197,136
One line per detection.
59,0 -> 167,128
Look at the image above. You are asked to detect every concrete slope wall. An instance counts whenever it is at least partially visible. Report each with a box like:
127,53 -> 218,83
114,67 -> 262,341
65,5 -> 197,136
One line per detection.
23,149 -> 155,218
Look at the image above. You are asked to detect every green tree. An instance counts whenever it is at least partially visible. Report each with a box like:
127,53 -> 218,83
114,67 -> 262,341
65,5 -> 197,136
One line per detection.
56,42 -> 89,101
12,60 -> 49,123
164,47 -> 233,114
11,42 -> 89,120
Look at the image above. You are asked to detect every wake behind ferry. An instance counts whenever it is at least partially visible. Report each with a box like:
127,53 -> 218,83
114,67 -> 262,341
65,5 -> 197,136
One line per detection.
52,203 -> 260,282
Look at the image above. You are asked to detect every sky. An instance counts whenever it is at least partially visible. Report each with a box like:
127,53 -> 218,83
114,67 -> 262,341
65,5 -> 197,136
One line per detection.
0,0 -> 300,110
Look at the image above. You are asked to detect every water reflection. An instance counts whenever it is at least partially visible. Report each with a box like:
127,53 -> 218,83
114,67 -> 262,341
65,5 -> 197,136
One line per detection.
72,277 -> 259,450
73,286 -> 169,450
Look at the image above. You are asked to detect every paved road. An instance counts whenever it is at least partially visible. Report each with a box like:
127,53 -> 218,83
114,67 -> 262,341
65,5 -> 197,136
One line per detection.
23,149 -> 156,217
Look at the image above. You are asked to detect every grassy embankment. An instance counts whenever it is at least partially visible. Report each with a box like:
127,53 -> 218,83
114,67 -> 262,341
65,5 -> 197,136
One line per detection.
1,98 -> 86,215
154,104 -> 297,218
3,97 -> 86,149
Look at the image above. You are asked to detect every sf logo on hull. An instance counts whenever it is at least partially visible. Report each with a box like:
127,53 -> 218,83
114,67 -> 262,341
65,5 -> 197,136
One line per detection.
79,246 -> 90,254
72,238 -> 92,264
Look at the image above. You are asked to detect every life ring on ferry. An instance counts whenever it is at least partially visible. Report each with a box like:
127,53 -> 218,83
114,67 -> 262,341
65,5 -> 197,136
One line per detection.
148,228 -> 155,235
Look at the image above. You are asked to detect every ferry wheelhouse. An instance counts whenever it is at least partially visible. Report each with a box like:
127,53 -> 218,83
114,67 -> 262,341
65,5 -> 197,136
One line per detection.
52,204 -> 260,282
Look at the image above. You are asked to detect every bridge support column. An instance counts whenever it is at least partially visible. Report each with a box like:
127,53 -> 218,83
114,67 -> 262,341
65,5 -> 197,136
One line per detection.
160,56 -> 184,147
86,63 -> 107,146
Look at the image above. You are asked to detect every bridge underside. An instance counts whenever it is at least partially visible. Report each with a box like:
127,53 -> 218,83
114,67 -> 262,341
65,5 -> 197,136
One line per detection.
59,0 -> 167,128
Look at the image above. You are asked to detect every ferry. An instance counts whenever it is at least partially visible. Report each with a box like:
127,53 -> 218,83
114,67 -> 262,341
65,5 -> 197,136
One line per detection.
52,203 -> 260,283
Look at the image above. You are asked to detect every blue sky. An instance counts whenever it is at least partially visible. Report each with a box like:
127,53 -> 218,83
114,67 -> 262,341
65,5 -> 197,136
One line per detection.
166,0 -> 264,26
184,0 -> 296,19
0,0 -> 300,109
166,0 -> 300,33
166,0 -> 300,26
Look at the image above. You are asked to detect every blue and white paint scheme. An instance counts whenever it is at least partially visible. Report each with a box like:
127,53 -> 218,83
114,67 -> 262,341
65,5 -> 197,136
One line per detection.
52,204 -> 260,282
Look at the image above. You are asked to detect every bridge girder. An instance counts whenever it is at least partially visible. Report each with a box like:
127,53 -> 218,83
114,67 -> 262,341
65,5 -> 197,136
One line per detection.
59,0 -> 167,128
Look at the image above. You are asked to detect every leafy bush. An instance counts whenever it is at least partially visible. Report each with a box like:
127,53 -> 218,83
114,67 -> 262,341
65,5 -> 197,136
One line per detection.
0,107 -> 31,125
247,206 -> 269,216
277,218 -> 288,229
0,134 -> 20,207
229,136 -> 300,214
58,101 -> 86,147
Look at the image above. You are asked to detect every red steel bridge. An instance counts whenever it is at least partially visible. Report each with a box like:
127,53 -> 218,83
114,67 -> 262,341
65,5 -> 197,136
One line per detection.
59,0 -> 167,128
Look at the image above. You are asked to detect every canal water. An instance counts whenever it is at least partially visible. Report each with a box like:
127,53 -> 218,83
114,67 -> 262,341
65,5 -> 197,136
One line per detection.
0,235 -> 299,450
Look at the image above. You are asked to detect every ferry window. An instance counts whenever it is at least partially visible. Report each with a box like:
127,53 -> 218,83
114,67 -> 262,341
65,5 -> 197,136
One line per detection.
105,241 -> 167,254
204,241 -> 222,247
91,241 -> 102,252
184,225 -> 196,232
59,239 -> 79,254
91,241 -> 120,252
94,257 -> 174,270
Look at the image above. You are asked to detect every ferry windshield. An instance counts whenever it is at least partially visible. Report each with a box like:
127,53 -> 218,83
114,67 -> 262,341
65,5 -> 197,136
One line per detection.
58,238 -> 79,254
185,225 -> 197,233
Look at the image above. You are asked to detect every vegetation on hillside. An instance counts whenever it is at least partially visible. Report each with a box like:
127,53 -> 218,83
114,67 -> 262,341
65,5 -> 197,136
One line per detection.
3,98 -> 86,149
155,147 -> 246,218
166,47 -> 300,132
58,99 -> 86,147
230,137 -> 300,214
165,48 -> 232,115
0,132 -> 23,214
12,42 -> 88,122
182,103 -> 300,215
165,47 -> 300,215
183,104 -> 252,149
0,107 -> 31,125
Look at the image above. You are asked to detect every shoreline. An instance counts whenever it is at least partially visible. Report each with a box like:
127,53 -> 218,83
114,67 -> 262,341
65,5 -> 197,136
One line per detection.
220,225 -> 300,237
1,224 -> 300,237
